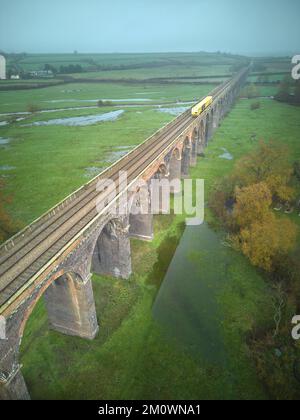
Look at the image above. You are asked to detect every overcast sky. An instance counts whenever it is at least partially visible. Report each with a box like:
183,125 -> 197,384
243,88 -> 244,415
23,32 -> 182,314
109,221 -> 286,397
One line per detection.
0,0 -> 299,55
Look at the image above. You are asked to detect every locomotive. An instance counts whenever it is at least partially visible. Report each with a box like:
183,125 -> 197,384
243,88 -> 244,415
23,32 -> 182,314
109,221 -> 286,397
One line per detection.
191,96 -> 213,117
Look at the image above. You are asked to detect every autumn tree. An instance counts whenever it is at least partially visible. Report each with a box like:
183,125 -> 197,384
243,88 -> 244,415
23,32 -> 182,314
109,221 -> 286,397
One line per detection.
230,182 -> 297,271
234,140 -> 295,203
237,215 -> 296,271
233,182 -> 272,229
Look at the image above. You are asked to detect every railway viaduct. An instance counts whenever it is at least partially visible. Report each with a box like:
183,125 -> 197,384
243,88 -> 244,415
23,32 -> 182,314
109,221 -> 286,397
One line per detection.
0,68 -> 248,400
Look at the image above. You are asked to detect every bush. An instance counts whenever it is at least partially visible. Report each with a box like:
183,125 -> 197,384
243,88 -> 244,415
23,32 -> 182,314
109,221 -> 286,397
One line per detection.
26,104 -> 40,113
250,101 -> 261,111
97,100 -> 113,107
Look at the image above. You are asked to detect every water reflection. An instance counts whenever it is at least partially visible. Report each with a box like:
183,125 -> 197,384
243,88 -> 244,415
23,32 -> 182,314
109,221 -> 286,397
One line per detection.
153,223 -> 228,365
25,110 -> 124,127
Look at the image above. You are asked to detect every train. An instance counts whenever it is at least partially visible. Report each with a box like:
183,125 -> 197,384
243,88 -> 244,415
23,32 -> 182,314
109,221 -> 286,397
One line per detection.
191,96 -> 213,117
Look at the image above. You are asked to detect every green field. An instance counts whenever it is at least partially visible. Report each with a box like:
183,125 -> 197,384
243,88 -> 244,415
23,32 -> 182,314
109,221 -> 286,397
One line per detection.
1,53 -> 299,399
16,98 -> 300,400
7,51 -> 246,72
2,52 -> 290,92
70,64 -> 234,80
0,81 -> 219,225
0,82 -> 215,114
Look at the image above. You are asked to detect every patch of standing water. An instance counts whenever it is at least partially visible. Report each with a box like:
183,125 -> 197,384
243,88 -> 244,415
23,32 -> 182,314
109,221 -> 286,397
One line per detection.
219,147 -> 233,160
0,121 -> 8,127
84,167 -> 104,178
0,112 -> 30,117
156,106 -> 190,116
0,138 -> 11,146
152,223 -> 229,365
0,108 -> 99,118
106,145 -> 136,163
45,98 -> 153,103
0,165 -> 15,170
24,110 -> 125,127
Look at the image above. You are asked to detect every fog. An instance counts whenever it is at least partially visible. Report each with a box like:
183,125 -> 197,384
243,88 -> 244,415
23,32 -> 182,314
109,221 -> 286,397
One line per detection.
0,0 -> 299,55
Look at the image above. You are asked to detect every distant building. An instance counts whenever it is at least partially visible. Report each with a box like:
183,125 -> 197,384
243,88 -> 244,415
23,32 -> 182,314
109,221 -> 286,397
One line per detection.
28,70 -> 53,78
0,55 -> 6,80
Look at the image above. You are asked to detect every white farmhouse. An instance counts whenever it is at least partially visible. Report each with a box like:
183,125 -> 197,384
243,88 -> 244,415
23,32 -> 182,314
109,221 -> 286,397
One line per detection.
0,55 -> 6,80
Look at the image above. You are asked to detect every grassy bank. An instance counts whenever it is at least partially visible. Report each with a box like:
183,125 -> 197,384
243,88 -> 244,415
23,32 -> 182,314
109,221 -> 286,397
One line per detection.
20,97 -> 300,400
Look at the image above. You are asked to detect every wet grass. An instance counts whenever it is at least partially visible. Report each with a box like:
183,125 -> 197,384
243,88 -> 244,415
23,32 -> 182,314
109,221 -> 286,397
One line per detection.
20,213 -> 267,400
12,96 -> 300,400
0,82 -> 214,113
0,107 -> 175,225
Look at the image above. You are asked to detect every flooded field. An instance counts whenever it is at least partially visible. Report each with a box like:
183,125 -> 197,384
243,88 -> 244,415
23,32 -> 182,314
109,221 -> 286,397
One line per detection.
25,109 -> 125,127
0,137 -> 11,145
45,98 -> 153,103
157,106 -> 190,116
219,147 -> 233,160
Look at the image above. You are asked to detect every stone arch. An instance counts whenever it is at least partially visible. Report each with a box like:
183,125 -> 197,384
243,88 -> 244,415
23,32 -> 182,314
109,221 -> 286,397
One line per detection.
129,180 -> 154,241
205,113 -> 210,146
157,162 -> 169,178
224,94 -> 229,115
219,98 -> 224,120
181,137 -> 191,177
190,128 -> 198,167
197,119 -> 205,156
92,216 -> 131,279
209,108 -> 214,139
169,147 -> 182,193
20,270 -> 98,341
217,101 -> 222,126
0,267 -> 98,400
213,105 -> 219,130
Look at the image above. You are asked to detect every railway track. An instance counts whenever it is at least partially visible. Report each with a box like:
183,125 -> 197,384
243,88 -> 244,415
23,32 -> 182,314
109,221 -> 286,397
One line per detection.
0,72 -> 242,310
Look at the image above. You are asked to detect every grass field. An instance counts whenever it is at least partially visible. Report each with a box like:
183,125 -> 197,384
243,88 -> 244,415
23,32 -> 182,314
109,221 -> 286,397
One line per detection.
17,97 -> 300,400
70,64 -> 234,80
7,51 -> 245,71
2,52 -> 290,92
0,82 -> 216,113
0,81 -> 218,225
1,53 -> 299,399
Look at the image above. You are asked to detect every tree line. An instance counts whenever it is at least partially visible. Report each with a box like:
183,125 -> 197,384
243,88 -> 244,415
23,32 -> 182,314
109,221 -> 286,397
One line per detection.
209,140 -> 300,398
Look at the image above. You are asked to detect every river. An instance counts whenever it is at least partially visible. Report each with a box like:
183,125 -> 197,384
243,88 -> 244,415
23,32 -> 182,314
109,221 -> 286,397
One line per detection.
153,222 -> 230,365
